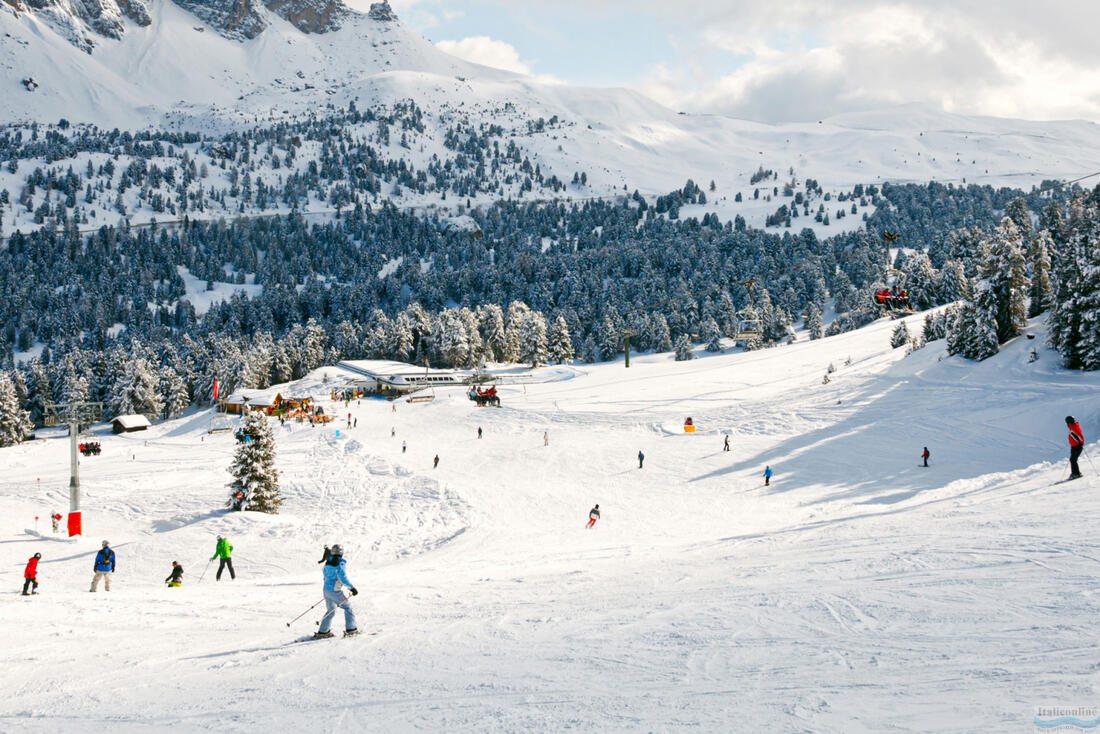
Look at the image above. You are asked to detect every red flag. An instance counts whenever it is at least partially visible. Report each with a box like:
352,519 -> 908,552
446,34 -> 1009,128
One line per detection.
213,379 -> 219,401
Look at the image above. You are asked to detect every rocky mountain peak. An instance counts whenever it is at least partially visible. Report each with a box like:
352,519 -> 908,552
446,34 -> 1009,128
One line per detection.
172,0 -> 267,41
367,0 -> 395,21
7,0 -> 150,52
264,0 -> 347,34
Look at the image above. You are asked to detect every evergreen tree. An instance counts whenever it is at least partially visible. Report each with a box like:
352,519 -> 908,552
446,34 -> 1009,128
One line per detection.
674,333 -> 694,361
227,411 -> 281,514
0,372 -> 33,446
648,313 -> 673,353
1028,229 -> 1054,318
518,312 -> 549,367
109,357 -> 163,418
704,318 -> 723,352
805,303 -> 824,340
159,365 -> 190,419
547,316 -> 574,364
478,304 -> 507,363
948,284 -> 999,360
981,217 -> 1030,343
890,321 -> 911,349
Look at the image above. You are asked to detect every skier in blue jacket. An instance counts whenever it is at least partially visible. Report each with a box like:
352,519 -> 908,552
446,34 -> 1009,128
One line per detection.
763,465 -> 773,486
90,540 -> 116,592
314,544 -> 359,639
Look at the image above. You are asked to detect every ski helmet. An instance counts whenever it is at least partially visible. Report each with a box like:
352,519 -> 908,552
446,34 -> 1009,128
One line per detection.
33,552 -> 41,559
330,544 -> 344,557
1066,415 -> 1076,425
594,504 -> 599,509
101,540 -> 109,548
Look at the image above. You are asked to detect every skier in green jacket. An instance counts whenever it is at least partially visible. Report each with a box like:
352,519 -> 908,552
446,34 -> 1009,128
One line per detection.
212,536 -> 235,581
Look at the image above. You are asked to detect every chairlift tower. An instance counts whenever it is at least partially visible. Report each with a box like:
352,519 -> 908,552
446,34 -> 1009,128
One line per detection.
44,400 -> 104,537
621,329 -> 639,368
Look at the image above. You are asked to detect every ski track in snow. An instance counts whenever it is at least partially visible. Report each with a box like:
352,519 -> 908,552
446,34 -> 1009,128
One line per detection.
1,312 -> 1100,731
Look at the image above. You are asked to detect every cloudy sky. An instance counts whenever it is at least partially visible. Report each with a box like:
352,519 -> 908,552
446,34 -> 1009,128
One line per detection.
349,0 -> 1100,124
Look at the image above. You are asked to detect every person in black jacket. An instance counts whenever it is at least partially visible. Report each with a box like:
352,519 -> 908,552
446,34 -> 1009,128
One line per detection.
165,562 -> 183,588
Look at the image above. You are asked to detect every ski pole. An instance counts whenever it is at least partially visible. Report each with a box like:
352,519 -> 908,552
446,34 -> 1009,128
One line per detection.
1083,447 -> 1098,474
198,557 -> 213,583
316,593 -> 353,627
287,597 -> 328,627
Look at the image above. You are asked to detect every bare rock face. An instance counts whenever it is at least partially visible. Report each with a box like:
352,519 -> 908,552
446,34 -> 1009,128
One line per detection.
172,0 -> 267,40
116,0 -> 149,26
20,0 -> 142,51
367,0 -> 395,21
2,0 -> 27,12
265,0 -> 346,34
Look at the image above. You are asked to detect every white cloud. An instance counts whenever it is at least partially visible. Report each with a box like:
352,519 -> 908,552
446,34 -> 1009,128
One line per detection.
632,1 -> 1100,123
436,36 -> 531,75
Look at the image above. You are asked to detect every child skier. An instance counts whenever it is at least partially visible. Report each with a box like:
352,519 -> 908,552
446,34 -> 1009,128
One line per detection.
1067,416 -> 1085,479
586,504 -> 600,529
164,561 -> 183,588
314,544 -> 359,639
764,465 -> 773,486
22,553 -> 40,595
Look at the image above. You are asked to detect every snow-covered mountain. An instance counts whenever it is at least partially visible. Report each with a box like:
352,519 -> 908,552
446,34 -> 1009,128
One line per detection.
5,0 -> 1100,192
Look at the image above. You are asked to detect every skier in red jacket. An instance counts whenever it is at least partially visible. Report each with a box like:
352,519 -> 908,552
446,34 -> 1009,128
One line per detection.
1067,416 -> 1085,479
22,553 -> 40,595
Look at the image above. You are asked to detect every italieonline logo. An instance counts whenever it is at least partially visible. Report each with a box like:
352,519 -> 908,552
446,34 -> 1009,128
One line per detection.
1035,707 -> 1100,730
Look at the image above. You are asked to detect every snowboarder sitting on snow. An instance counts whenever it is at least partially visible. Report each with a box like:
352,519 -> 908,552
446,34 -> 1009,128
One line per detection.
23,553 -> 40,595
586,505 -> 600,529
922,447 -> 930,467
165,561 -> 183,588
314,544 -> 359,639
1067,416 -> 1085,479
90,540 -> 115,592
764,465 -> 773,486
212,536 -> 235,581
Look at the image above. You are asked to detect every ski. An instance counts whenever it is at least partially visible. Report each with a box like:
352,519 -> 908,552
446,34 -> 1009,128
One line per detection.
289,631 -> 378,644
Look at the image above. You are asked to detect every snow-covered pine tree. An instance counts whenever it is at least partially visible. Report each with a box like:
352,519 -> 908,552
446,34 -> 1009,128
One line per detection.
301,318 -> 328,374
159,365 -> 190,419
227,411 -> 281,514
547,315 -> 574,364
271,343 -> 294,384
982,217 -> 1030,343
27,358 -> 51,425
648,313 -> 673,353
805,303 -> 824,340
503,301 -> 530,363
890,321 -> 910,349
387,313 -> 415,363
949,284 -> 999,360
518,311 -> 549,367
0,372 -> 33,446
437,309 -> 471,367
1047,195 -> 1100,369
109,357 -> 163,418
935,260 -> 969,303
1028,229 -> 1054,318
704,318 -> 723,352
478,304 -> 507,363
674,333 -> 695,361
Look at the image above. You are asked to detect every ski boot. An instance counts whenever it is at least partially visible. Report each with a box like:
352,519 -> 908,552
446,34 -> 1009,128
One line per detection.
343,629 -> 359,637
312,631 -> 335,640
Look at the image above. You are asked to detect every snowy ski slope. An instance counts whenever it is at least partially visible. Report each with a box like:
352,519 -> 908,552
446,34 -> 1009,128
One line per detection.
1,312 -> 1099,732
